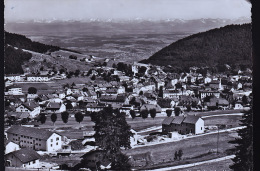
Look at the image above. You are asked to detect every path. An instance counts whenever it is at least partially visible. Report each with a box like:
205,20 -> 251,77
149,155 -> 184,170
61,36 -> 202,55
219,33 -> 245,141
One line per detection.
149,155 -> 235,171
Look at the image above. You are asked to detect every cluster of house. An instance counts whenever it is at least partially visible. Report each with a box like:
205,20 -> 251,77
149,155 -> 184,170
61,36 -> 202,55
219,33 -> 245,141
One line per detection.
4,62 -> 252,169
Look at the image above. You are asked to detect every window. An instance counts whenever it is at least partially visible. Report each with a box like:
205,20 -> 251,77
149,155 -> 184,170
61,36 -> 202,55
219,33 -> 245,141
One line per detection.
33,161 -> 35,164
51,144 -> 53,147
30,142 -> 32,144
30,137 -> 32,139
39,144 -> 41,146
201,127 -> 202,130
56,142 -> 58,145
51,139 -> 53,142
36,138 -> 38,140
56,137 -> 59,141
21,135 -> 23,137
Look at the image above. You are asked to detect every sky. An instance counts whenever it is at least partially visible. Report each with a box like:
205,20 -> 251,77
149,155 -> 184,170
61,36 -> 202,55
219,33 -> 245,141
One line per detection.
4,0 -> 251,22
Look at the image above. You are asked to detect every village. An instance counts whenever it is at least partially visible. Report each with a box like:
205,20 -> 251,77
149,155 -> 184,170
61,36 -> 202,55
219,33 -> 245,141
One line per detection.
4,51 -> 252,170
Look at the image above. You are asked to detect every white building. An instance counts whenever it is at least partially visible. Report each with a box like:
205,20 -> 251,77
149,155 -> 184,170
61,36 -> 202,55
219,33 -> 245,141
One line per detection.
26,75 -> 49,82
5,141 -> 21,154
16,102 -> 41,118
6,125 -> 63,152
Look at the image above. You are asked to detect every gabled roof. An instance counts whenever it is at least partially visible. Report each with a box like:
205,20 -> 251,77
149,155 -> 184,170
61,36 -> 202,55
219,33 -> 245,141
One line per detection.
9,148 -> 40,163
6,125 -> 58,140
172,116 -> 185,124
162,117 -> 174,125
183,115 -> 201,124
46,102 -> 62,109
20,102 -> 39,111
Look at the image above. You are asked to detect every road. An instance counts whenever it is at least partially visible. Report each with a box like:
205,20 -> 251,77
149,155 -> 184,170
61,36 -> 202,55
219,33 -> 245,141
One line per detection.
148,155 -> 235,171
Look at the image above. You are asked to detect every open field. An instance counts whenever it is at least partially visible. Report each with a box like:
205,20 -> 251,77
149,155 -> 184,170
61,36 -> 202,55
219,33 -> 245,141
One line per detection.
204,115 -> 242,127
125,131 -> 238,170
177,158 -> 233,171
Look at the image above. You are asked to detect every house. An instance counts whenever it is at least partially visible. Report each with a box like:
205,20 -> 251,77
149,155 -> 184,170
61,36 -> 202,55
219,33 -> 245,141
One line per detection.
6,125 -> 62,152
6,85 -> 23,95
80,150 -> 111,170
5,141 -> 21,154
209,80 -> 223,90
5,148 -> 41,168
5,79 -> 13,87
163,90 -> 182,99
16,102 -> 41,118
199,90 -> 220,99
99,95 -> 127,105
27,94 -> 38,102
140,104 -> 162,113
5,74 -> 22,82
45,102 -> 66,113
162,115 -> 204,135
26,75 -> 49,82
206,97 -> 230,110
119,105 -> 134,115
86,103 -> 106,112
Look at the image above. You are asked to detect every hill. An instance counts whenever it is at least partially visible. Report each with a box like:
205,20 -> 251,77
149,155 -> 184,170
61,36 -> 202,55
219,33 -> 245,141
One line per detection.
140,24 -> 252,69
4,31 -> 81,74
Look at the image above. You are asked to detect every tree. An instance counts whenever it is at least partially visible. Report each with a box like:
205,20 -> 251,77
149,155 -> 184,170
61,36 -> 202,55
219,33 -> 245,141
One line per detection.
174,151 -> 178,160
174,107 -> 181,116
75,112 -> 84,126
149,108 -> 157,119
130,110 -> 136,120
139,91 -> 143,96
166,109 -> 172,117
28,87 -> 37,94
38,114 -> 47,124
51,113 -> 57,126
228,109 -> 253,171
178,149 -> 183,160
74,69 -> 80,77
111,151 -> 131,171
91,74 -> 96,80
158,86 -> 163,97
242,95 -> 248,105
186,105 -> 191,112
61,111 -> 69,124
141,110 -> 149,120
66,102 -> 73,110
93,107 -> 132,169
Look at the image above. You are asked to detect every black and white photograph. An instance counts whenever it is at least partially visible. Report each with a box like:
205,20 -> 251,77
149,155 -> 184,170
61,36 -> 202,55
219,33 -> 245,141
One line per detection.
4,0 -> 253,170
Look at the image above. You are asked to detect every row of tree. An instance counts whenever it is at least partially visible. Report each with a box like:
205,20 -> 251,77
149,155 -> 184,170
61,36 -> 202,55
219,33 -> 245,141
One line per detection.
38,111 -> 84,126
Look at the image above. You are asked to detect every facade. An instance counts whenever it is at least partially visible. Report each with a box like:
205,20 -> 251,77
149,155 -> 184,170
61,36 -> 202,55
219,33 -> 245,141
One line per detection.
5,74 -> 22,82
5,141 -> 20,154
5,148 -> 40,168
6,125 -> 62,152
15,102 -> 41,118
199,90 -> 220,99
162,116 -> 204,135
26,75 -> 49,82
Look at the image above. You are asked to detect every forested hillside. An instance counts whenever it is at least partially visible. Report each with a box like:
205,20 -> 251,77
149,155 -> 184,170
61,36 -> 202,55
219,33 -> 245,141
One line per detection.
5,31 -> 60,53
4,31 -> 61,74
140,24 -> 252,69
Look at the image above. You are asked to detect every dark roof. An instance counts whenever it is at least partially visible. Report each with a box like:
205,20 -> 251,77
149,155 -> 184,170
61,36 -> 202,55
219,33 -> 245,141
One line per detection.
172,116 -> 185,124
21,102 -> 39,111
6,125 -> 57,140
162,117 -> 174,125
183,115 -> 201,124
10,148 -> 40,163
46,102 -> 62,109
